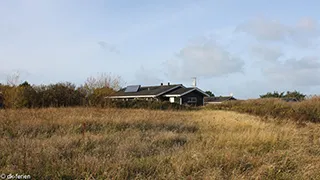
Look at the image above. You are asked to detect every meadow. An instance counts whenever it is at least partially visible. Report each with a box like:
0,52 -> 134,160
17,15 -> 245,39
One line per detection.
1,107 -> 320,179
206,97 -> 320,123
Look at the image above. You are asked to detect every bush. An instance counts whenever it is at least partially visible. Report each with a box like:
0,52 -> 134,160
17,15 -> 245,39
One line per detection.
205,97 -> 320,123
260,91 -> 306,101
0,72 -> 123,108
0,82 -> 195,111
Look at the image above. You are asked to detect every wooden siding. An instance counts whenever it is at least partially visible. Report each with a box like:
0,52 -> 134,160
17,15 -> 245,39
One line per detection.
181,90 -> 205,106
174,97 -> 181,104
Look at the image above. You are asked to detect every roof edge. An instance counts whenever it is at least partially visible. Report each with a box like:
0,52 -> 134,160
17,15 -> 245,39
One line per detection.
155,85 -> 184,97
180,87 -> 210,97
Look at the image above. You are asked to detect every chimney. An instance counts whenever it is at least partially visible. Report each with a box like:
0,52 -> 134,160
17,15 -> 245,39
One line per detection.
160,83 -> 163,86
192,77 -> 197,87
168,82 -> 170,85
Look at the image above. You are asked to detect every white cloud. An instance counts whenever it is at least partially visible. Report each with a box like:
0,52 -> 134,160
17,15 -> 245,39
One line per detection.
297,17 -> 319,33
166,41 -> 245,80
251,44 -> 283,62
262,56 -> 320,86
97,41 -> 120,54
236,17 -> 289,41
235,17 -> 320,90
135,66 -> 163,85
236,17 -> 320,47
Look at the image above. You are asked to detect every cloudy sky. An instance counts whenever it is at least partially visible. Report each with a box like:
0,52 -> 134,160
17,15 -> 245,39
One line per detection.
1,0 -> 320,99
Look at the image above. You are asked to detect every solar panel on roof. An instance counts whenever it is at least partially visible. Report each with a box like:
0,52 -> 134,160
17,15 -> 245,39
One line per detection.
124,85 -> 140,92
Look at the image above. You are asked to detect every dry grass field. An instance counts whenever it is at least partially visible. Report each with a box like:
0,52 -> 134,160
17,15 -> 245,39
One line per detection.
1,108 -> 320,179
206,97 -> 320,123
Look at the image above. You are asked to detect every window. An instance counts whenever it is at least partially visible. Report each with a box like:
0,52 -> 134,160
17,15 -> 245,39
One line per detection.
169,97 -> 175,103
187,97 -> 197,103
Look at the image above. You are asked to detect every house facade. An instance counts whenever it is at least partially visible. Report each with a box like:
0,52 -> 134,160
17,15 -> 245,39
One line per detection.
108,83 -> 209,106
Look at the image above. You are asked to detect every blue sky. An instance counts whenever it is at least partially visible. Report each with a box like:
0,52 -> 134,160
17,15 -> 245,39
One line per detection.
1,0 -> 320,99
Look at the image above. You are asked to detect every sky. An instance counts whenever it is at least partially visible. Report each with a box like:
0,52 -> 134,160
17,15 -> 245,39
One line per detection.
1,0 -> 320,99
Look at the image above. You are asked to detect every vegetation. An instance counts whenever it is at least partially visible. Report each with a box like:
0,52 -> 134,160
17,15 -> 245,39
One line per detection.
1,108 -> 320,179
1,72 -> 319,178
109,100 -> 195,110
260,91 -> 306,101
205,90 -> 215,97
0,73 -> 194,111
0,73 -> 122,108
206,97 -> 320,123
0,81 -> 192,110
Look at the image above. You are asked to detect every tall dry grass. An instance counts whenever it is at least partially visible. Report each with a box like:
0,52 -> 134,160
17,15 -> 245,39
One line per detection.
1,108 -> 320,179
206,97 -> 320,123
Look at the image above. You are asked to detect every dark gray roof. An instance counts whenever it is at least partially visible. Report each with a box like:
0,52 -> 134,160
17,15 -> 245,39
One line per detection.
112,84 -> 183,96
204,96 -> 237,102
165,88 -> 194,95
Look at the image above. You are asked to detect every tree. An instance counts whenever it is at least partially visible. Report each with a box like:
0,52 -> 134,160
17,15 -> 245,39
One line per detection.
29,82 -> 86,108
205,91 -> 215,97
0,72 -> 124,108
83,73 -> 124,106
260,91 -> 284,98
260,90 -> 306,101
284,91 -> 306,101
17,81 -> 38,108
6,71 -> 21,86
19,81 -> 31,87
2,86 -> 22,108
84,73 -> 123,91
89,87 -> 115,107
43,82 -> 83,107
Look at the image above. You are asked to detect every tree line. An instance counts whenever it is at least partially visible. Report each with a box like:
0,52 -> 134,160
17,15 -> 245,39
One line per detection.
0,72 -> 310,109
259,91 -> 306,101
204,90 -> 306,101
0,73 -> 122,108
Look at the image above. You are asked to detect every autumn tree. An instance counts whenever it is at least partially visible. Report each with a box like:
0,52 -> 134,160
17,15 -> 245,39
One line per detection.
82,73 -> 124,106
2,72 -> 23,108
0,72 -> 124,108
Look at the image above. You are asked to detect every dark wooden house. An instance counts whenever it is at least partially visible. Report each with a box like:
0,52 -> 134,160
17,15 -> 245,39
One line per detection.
108,83 -> 209,106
